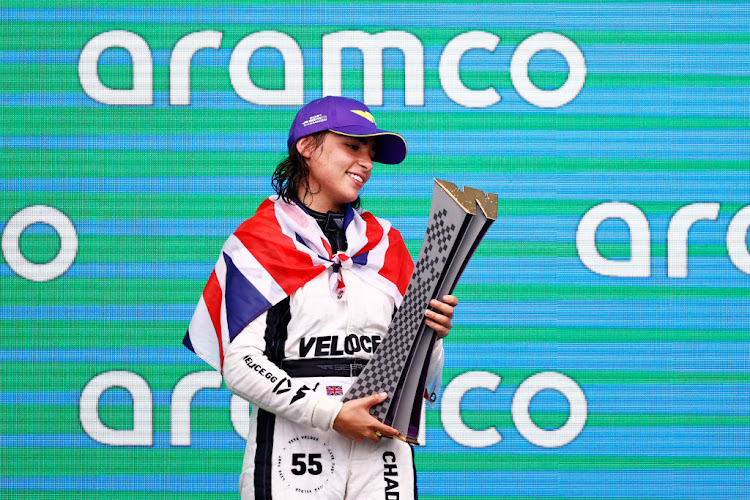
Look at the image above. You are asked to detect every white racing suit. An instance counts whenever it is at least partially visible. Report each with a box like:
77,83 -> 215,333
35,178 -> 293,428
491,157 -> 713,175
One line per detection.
223,268 -> 444,500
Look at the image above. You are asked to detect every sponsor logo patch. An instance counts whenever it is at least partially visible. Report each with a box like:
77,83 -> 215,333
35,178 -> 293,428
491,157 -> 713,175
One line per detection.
302,113 -> 327,127
299,334 -> 382,357
275,435 -> 336,495
383,451 -> 400,498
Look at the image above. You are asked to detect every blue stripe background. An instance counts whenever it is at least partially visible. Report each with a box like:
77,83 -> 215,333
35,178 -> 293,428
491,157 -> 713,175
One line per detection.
3,344 -> 750,370
3,428 -> 750,457
5,258 -> 750,285
5,173 -> 750,200
3,300 -> 750,329
1,4 -> 748,32
3,131 -> 748,160
2,89 -> 749,118
3,470 -> 748,498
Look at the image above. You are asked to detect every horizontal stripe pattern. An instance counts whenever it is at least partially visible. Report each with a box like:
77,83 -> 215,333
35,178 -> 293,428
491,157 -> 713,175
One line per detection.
3,427 -> 750,457
1,4 -> 748,31
3,299 -> 750,328
4,258 -> 749,283
2,471 -> 749,499
4,172 -> 750,198
1,214 -> 747,241
2,2 -> 748,499
1,91 -> 748,118
1,132 -> 749,160
3,343 -> 750,371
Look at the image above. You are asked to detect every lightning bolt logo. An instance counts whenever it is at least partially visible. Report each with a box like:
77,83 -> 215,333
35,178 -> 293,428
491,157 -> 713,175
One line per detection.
350,109 -> 376,123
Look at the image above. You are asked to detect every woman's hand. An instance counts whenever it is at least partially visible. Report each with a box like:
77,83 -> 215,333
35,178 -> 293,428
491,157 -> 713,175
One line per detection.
424,294 -> 459,339
333,392 -> 400,442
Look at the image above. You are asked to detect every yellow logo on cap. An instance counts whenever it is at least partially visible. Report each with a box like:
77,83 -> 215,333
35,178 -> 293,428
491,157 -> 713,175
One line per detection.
350,109 -> 375,123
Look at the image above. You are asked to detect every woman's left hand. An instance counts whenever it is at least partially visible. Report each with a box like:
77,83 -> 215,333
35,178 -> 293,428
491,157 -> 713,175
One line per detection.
424,294 -> 459,339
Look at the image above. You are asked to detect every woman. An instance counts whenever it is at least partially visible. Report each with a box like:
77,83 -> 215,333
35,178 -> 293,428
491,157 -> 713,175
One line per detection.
185,96 -> 458,499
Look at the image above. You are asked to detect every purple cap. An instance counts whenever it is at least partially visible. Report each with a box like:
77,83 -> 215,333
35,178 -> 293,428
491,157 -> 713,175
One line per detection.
287,96 -> 407,164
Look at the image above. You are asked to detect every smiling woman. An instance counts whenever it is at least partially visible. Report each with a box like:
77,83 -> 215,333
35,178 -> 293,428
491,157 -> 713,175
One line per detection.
271,96 -> 407,214
183,95 -> 458,499
296,134 -> 376,213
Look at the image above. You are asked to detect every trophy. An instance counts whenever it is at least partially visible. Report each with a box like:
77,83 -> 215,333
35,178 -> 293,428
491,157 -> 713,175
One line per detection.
342,179 -> 498,443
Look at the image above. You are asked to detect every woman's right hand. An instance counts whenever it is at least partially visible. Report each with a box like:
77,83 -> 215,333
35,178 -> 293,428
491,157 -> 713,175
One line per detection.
332,392 -> 400,442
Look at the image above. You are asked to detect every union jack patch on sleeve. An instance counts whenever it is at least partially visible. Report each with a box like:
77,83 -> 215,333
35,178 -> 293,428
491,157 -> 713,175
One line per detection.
326,385 -> 343,396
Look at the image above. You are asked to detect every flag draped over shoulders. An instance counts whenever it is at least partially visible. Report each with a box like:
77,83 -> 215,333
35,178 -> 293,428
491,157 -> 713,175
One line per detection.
183,196 -> 414,371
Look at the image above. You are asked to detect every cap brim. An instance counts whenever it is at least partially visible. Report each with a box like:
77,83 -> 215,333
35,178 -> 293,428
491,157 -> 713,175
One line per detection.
330,126 -> 407,164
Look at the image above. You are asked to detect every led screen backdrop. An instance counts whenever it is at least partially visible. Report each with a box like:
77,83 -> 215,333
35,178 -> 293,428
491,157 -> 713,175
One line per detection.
1,1 -> 749,499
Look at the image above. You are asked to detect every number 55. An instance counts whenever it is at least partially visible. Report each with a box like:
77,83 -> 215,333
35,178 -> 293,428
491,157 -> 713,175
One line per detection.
290,453 -> 323,475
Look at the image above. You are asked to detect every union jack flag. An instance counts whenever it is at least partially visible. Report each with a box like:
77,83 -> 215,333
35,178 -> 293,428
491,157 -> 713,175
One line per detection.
183,196 -> 414,371
326,385 -> 344,396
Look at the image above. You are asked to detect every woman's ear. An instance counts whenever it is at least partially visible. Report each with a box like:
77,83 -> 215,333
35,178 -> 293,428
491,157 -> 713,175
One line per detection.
296,136 -> 313,158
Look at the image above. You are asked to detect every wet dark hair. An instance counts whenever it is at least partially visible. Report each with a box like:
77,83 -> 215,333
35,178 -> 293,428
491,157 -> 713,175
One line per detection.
271,131 -> 362,209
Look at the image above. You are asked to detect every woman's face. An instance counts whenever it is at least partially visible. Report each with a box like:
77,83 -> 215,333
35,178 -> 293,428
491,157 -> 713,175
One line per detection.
296,132 -> 376,213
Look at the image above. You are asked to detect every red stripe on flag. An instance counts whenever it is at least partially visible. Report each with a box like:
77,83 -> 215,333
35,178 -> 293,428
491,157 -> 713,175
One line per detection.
380,228 -> 414,296
321,237 -> 333,259
202,270 -> 224,365
234,199 -> 326,295
359,211 -> 385,255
